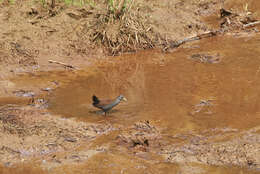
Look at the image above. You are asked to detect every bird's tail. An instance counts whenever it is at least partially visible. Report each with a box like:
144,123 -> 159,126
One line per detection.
92,95 -> 100,105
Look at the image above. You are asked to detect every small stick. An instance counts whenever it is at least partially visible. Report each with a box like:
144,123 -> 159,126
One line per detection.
48,60 -> 77,69
164,30 -> 218,51
243,21 -> 260,28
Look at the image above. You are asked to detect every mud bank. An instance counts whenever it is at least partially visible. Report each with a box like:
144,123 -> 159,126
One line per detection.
1,0 -> 259,77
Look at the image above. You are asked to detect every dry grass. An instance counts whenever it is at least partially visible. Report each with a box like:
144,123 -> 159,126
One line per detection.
81,0 -> 164,55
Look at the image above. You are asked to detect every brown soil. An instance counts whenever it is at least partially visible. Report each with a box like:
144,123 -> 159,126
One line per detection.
0,104 -> 114,165
0,0 -> 223,77
0,0 -> 260,173
0,0 -> 258,77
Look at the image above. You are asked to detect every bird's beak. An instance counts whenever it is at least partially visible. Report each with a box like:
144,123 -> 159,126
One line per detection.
123,97 -> 127,102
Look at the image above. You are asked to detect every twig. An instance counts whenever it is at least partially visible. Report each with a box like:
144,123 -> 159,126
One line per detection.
48,60 -> 78,69
164,20 -> 259,52
243,21 -> 260,28
164,30 -> 218,51
182,30 -> 218,42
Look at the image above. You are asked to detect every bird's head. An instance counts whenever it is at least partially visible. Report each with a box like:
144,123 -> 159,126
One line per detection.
118,95 -> 127,102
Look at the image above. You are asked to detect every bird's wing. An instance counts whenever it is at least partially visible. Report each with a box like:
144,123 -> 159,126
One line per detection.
97,99 -> 113,106
93,99 -> 113,108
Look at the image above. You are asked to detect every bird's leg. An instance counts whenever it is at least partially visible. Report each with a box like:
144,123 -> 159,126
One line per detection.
105,111 -> 107,117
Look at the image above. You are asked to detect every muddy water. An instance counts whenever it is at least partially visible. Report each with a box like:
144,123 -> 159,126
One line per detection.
0,160 -> 258,174
4,34 -> 260,174
49,35 -> 260,135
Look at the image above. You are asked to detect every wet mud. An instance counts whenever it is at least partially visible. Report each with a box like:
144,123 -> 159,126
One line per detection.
0,0 -> 260,173
0,34 -> 258,173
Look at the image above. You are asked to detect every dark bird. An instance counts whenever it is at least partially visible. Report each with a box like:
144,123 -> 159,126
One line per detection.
92,95 -> 127,116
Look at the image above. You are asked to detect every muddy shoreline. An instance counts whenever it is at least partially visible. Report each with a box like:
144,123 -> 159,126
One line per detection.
0,0 -> 260,173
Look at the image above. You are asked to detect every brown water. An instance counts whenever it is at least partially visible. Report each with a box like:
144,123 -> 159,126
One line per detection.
49,35 -> 260,134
